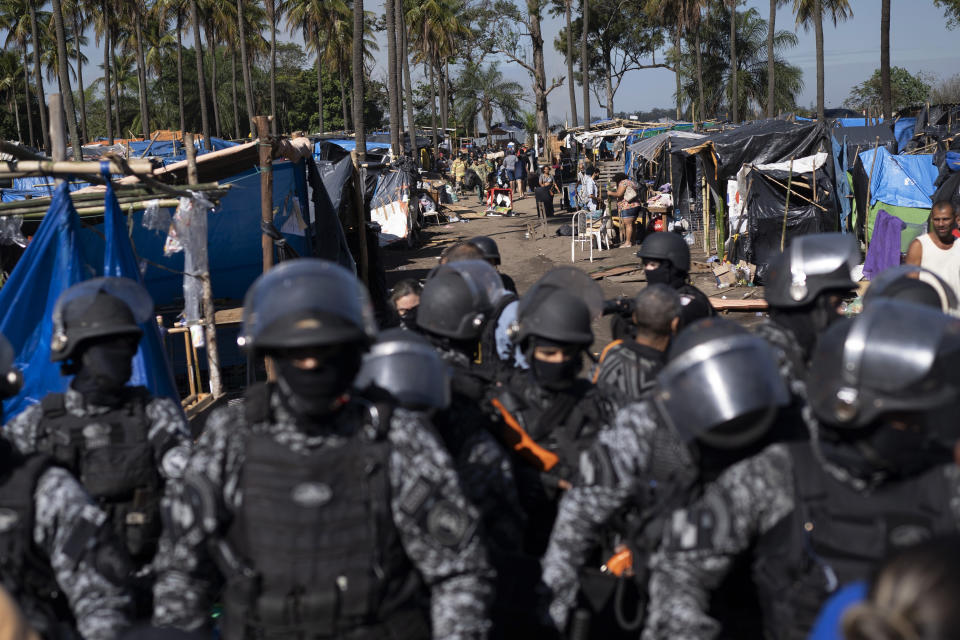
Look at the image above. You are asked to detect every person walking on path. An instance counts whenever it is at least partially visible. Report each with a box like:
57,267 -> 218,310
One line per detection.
536,165 -> 557,218
607,172 -> 641,247
905,201 -> 960,301
502,145 -> 520,200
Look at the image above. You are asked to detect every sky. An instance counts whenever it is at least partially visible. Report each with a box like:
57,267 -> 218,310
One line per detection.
360,0 -> 960,124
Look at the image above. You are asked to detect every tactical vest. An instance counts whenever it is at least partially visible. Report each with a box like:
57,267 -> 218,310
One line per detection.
223,384 -> 429,640
0,440 -> 76,640
38,389 -> 162,566
475,293 -> 518,380
753,442 -> 956,639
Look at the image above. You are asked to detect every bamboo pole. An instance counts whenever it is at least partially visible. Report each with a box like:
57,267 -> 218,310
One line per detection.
701,174 -> 709,252
3,199 -> 183,219
139,131 -> 162,158
254,116 -> 274,273
865,136 -> 881,254
49,94 -> 64,187
186,132 -> 222,400
0,158 -> 154,177
780,157 -> 795,252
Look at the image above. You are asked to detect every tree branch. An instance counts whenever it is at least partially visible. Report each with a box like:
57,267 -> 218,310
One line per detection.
544,76 -> 565,96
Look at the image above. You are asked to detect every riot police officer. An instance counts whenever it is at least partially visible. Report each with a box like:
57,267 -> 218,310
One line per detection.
152,259 -> 492,639
490,268 -> 616,556
466,236 -> 518,294
4,278 -> 190,596
862,263 -> 958,312
541,319 -> 790,634
0,332 -> 133,640
644,299 -> 960,640
636,231 -> 715,329
756,233 -> 859,387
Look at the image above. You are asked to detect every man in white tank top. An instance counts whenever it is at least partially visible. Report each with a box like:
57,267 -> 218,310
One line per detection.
906,201 -> 960,301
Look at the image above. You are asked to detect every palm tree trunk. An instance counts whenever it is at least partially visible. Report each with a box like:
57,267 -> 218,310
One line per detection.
315,48 -> 324,134
339,60 -> 350,130
394,0 -> 404,133
50,0 -> 82,156
352,0 -> 366,160
112,25 -> 121,137
176,12 -> 185,134
103,7 -> 113,144
605,47 -> 614,118
581,0 -> 590,128
385,0 -> 400,156
766,0 -> 776,118
236,0 -> 257,136
813,0 -> 824,121
440,59 -> 449,153
206,23 -> 221,137
880,0 -> 891,118
674,25 -> 682,120
231,47 -> 240,139
190,0 -> 211,148
22,46 -> 35,148
74,7 -> 89,143
28,4 -> 49,153
133,1 -> 151,139
269,0 -> 277,134
11,93 -> 21,143
400,3 -> 417,165
429,61 -> 438,153
565,0 -> 578,127
695,27 -> 705,123
729,2 -> 738,123
528,0 -> 550,156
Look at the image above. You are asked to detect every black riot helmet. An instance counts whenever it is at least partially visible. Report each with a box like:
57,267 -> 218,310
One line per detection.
51,277 -> 151,362
0,333 -> 22,402
513,267 -> 604,347
653,318 -> 790,450
416,260 -> 503,340
239,258 -> 376,352
765,233 -> 859,308
863,264 -> 959,314
808,299 -> 960,431
466,236 -> 501,266
354,329 -> 451,411
636,232 -> 691,273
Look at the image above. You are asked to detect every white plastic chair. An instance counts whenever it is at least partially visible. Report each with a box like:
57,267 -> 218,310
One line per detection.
571,210 -> 608,262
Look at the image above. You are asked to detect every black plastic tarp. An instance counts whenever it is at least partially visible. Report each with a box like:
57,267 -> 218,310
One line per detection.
743,165 -> 838,282
932,170 -> 960,211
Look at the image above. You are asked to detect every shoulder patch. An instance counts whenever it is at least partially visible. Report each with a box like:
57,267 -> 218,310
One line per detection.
426,500 -> 474,549
664,489 -> 732,551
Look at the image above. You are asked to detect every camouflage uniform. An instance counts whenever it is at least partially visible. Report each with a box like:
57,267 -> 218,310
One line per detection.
4,388 -> 192,483
540,401 -> 694,629
591,340 -> 666,403
641,441 -> 960,640
24,466 -> 133,639
751,319 -> 807,395
152,391 -> 494,639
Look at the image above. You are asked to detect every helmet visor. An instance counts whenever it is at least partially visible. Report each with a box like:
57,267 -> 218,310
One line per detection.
53,277 -> 154,337
355,339 -> 451,410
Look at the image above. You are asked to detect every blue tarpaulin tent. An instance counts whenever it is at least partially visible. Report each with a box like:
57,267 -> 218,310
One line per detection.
0,181 -> 180,419
858,147 -> 938,209
313,140 -> 391,155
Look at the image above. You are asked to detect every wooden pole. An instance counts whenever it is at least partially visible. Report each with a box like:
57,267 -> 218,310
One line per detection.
254,115 -> 274,273
49,94 -> 65,186
352,149 -> 369,286
186,132 -> 222,399
0,159 -> 155,177
780,157 -> 795,252
702,174 -> 709,253
865,136 -> 881,254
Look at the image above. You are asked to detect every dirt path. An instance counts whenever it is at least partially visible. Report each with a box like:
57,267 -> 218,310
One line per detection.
380,190 -> 764,353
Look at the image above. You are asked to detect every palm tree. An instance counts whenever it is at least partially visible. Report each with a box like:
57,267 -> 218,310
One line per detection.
0,52 -> 23,142
398,0 -> 416,162
28,3 -> 50,152
582,0 -> 590,126
727,0 -> 740,122
91,0 -> 113,142
204,14 -> 221,136
548,0 -> 578,126
679,5 -> 803,118
455,62 -> 523,144
1,0 -> 36,146
70,1 -> 92,141
267,0 -> 279,134
118,0 -> 152,139
384,0 -> 400,155
50,0 -> 82,155
793,0 -> 852,121
236,0 -> 256,135
189,0 -> 211,147
880,0 -> 890,118
154,0 -> 187,133
767,0 -> 788,117
352,0 -> 365,159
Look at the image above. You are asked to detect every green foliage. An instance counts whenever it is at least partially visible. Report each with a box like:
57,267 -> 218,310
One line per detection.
843,67 -> 932,113
935,0 -> 960,29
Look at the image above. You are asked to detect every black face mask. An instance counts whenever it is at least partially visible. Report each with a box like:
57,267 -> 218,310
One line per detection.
72,339 -> 137,405
398,306 -> 419,331
861,421 -> 953,479
275,349 -> 363,419
531,355 -> 582,391
645,262 -> 685,288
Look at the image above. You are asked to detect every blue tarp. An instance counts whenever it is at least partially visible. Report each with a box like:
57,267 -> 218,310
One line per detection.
126,136 -> 238,160
858,147 -> 938,209
314,140 -> 392,155
894,118 -> 917,151
834,118 -> 883,128
10,176 -> 91,196
0,182 -> 180,420
831,134 -> 853,230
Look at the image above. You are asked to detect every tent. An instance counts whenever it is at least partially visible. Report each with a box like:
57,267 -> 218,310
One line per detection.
0,182 -> 180,419
735,153 -> 838,280
850,147 -> 938,252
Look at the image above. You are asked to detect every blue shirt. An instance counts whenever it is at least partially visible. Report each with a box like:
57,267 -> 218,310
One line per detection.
495,300 -> 528,369
808,581 -> 867,640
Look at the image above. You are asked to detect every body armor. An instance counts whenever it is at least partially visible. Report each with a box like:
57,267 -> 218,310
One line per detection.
593,340 -> 665,402
754,442 -> 956,639
37,388 -> 161,565
222,384 -> 428,640
0,441 -> 74,639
